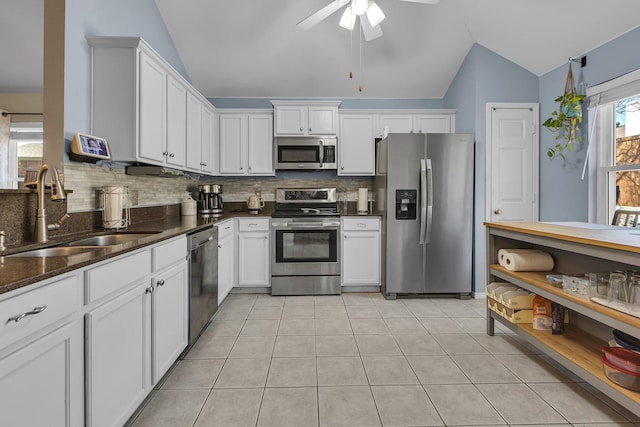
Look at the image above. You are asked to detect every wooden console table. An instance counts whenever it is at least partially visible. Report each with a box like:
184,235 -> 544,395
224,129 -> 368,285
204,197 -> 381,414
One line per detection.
485,221 -> 640,414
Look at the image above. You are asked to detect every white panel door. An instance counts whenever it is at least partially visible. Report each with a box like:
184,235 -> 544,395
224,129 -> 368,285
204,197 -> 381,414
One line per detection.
342,231 -> 380,286
166,75 -> 187,168
201,107 -> 215,174
415,114 -> 452,133
378,115 -> 414,134
247,114 -> 274,175
339,115 -> 374,175
308,106 -> 337,135
219,114 -> 246,174
186,92 -> 203,171
275,106 -> 306,135
488,105 -> 539,222
237,232 -> 270,287
138,52 -> 167,164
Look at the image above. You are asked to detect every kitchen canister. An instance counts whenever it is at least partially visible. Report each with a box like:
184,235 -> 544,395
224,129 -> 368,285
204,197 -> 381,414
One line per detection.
181,193 -> 197,216
102,186 -> 130,229
357,188 -> 368,215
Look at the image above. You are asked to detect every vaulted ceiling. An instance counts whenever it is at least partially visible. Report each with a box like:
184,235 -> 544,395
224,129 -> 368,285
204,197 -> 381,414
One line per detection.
155,0 -> 640,98
3,0 -> 640,99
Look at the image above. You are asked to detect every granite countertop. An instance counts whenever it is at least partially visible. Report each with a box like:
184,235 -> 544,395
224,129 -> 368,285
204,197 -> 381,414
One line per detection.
0,209 -> 273,296
0,205 -> 379,296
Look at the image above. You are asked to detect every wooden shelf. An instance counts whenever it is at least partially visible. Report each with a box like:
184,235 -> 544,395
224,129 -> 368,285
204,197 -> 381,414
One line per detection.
490,264 -> 640,333
517,323 -> 640,407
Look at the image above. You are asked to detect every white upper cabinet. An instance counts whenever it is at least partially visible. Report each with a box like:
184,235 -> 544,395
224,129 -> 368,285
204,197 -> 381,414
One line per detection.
374,110 -> 455,136
272,101 -> 341,136
89,37 -> 216,174
218,110 -> 274,176
339,114 -> 375,176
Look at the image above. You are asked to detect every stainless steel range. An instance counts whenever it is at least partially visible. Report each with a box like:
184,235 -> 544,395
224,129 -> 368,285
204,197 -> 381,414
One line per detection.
271,188 -> 341,296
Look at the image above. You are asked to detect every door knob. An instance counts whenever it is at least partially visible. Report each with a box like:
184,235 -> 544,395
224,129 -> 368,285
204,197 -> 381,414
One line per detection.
494,209 -> 503,215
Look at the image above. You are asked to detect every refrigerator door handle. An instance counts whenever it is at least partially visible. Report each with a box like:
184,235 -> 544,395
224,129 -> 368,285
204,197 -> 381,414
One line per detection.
419,159 -> 428,244
425,158 -> 433,244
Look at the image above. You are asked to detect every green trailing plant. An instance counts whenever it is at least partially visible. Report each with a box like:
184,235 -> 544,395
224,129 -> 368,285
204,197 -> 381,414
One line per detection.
543,63 -> 586,160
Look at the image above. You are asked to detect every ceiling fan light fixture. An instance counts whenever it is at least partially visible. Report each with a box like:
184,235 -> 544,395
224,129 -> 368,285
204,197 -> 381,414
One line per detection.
352,0 -> 368,16
366,1 -> 385,27
339,6 -> 356,30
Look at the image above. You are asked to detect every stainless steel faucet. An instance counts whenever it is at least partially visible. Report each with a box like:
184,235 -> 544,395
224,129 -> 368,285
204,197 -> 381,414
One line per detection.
35,164 -> 68,243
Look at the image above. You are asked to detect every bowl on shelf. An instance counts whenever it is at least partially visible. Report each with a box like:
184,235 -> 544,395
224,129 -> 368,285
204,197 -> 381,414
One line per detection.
601,354 -> 640,391
612,330 -> 640,351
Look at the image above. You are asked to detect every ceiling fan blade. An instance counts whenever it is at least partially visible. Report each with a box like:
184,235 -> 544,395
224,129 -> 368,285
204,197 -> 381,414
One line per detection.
297,0 -> 351,30
399,0 -> 441,4
360,17 -> 383,41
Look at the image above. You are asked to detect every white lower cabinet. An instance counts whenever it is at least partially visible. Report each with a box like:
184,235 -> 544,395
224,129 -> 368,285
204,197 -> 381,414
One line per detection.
86,281 -> 152,427
85,236 -> 188,427
151,249 -> 188,384
341,217 -> 381,286
237,218 -> 270,287
217,220 -> 235,304
0,274 -> 83,427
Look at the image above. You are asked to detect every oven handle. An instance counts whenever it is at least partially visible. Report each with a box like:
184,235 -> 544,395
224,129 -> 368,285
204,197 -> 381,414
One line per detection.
319,140 -> 324,168
272,222 -> 340,229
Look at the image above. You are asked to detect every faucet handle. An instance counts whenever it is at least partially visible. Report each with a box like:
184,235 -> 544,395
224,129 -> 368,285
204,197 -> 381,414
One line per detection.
50,167 -> 66,201
47,214 -> 70,231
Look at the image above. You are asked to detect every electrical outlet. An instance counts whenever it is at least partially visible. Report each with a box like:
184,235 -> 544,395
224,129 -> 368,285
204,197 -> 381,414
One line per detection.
131,190 -> 139,206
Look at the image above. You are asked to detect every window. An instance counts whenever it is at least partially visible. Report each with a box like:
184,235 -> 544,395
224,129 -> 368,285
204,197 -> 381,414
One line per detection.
9,122 -> 43,188
589,69 -> 640,223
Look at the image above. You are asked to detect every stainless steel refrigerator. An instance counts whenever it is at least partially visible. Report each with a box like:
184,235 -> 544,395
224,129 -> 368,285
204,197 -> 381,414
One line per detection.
373,133 -> 474,298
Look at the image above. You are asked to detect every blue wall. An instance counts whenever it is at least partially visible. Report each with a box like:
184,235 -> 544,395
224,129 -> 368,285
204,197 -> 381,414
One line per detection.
539,26 -> 640,221
64,0 -> 188,140
444,43 -> 539,293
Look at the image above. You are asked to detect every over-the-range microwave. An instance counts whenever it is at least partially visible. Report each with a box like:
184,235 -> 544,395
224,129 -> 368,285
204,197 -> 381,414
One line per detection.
275,136 -> 337,171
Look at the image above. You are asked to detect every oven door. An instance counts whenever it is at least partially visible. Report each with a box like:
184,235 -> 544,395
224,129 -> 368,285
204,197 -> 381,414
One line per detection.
271,218 -> 340,276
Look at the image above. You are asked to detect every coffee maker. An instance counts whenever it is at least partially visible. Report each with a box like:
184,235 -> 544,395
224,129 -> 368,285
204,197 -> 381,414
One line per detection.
198,184 -> 223,216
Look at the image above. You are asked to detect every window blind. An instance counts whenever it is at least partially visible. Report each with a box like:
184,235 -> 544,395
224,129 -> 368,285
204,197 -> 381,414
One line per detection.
587,68 -> 640,108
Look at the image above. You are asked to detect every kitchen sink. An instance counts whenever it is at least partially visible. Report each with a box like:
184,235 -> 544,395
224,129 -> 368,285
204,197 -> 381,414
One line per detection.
8,246 -> 106,257
66,232 -> 159,247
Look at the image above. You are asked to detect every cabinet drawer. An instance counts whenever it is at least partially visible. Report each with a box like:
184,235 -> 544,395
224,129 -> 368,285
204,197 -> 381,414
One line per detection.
152,236 -> 186,272
216,220 -> 234,239
85,250 -> 150,304
238,218 -> 269,232
342,218 -> 380,231
0,274 -> 81,350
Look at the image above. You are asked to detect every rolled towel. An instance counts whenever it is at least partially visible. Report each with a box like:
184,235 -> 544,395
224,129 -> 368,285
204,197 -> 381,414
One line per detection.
499,248 -> 554,272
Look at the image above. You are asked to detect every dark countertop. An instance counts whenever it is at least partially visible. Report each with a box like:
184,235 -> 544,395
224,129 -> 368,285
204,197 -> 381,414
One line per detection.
0,206 -> 379,296
0,209 -> 274,296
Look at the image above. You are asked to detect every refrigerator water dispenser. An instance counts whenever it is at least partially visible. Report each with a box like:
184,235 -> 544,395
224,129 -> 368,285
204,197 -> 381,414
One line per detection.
395,189 -> 417,220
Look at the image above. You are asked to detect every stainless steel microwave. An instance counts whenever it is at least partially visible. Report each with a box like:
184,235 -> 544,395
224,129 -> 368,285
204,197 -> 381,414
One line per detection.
275,136 -> 337,170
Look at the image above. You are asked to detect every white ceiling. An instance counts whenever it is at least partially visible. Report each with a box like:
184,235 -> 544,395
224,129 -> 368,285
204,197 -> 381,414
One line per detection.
155,0 -> 640,99
2,0 -> 640,99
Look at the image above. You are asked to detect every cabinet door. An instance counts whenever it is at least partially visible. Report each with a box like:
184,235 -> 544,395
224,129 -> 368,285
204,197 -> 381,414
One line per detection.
219,114 -> 246,174
275,106 -> 306,135
308,106 -> 337,135
248,114 -> 274,175
342,231 -> 380,286
186,92 -> 203,171
0,320 -> 83,427
415,114 -> 452,133
238,232 -> 270,287
138,51 -> 167,164
165,75 -> 187,168
201,107 -> 215,174
86,282 -> 151,427
218,232 -> 234,303
152,261 -> 188,384
339,115 -> 374,175
378,115 -> 414,135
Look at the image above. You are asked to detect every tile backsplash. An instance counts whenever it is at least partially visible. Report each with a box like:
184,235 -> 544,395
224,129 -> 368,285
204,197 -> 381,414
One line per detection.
64,163 -> 373,212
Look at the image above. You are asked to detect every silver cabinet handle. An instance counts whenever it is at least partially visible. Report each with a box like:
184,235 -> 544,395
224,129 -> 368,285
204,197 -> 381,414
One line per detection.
218,244 -> 222,248
300,127 -> 303,132
494,209 -> 503,215
264,236 -> 268,239
169,153 -> 175,158
162,151 -> 168,156
309,128 -> 312,132
8,305 -> 47,322
240,166 -> 243,170
145,287 -> 154,294
156,280 -> 165,287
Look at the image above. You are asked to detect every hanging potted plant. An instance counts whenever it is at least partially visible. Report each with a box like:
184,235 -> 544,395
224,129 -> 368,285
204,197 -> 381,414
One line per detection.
542,63 -> 586,160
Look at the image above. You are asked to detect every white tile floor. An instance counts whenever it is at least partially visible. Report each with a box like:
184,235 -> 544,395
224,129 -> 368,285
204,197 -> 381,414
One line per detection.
127,294 -> 640,427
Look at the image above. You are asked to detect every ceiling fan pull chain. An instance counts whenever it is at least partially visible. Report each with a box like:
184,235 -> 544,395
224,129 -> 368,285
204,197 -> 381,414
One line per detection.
349,6 -> 354,80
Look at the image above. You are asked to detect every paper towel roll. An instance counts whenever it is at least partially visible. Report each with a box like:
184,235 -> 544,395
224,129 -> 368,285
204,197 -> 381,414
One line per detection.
498,248 -> 554,272
498,248 -> 542,266
357,188 -> 368,214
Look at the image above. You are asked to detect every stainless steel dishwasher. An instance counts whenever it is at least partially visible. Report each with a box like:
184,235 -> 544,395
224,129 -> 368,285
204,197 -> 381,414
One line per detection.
187,226 -> 218,345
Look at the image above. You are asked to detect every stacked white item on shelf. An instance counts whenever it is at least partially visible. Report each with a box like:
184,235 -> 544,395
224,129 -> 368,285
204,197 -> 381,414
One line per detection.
486,282 -> 535,323
497,248 -> 554,271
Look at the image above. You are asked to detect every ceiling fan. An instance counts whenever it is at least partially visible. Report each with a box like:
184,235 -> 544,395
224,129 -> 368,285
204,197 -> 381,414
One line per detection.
297,0 -> 441,41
